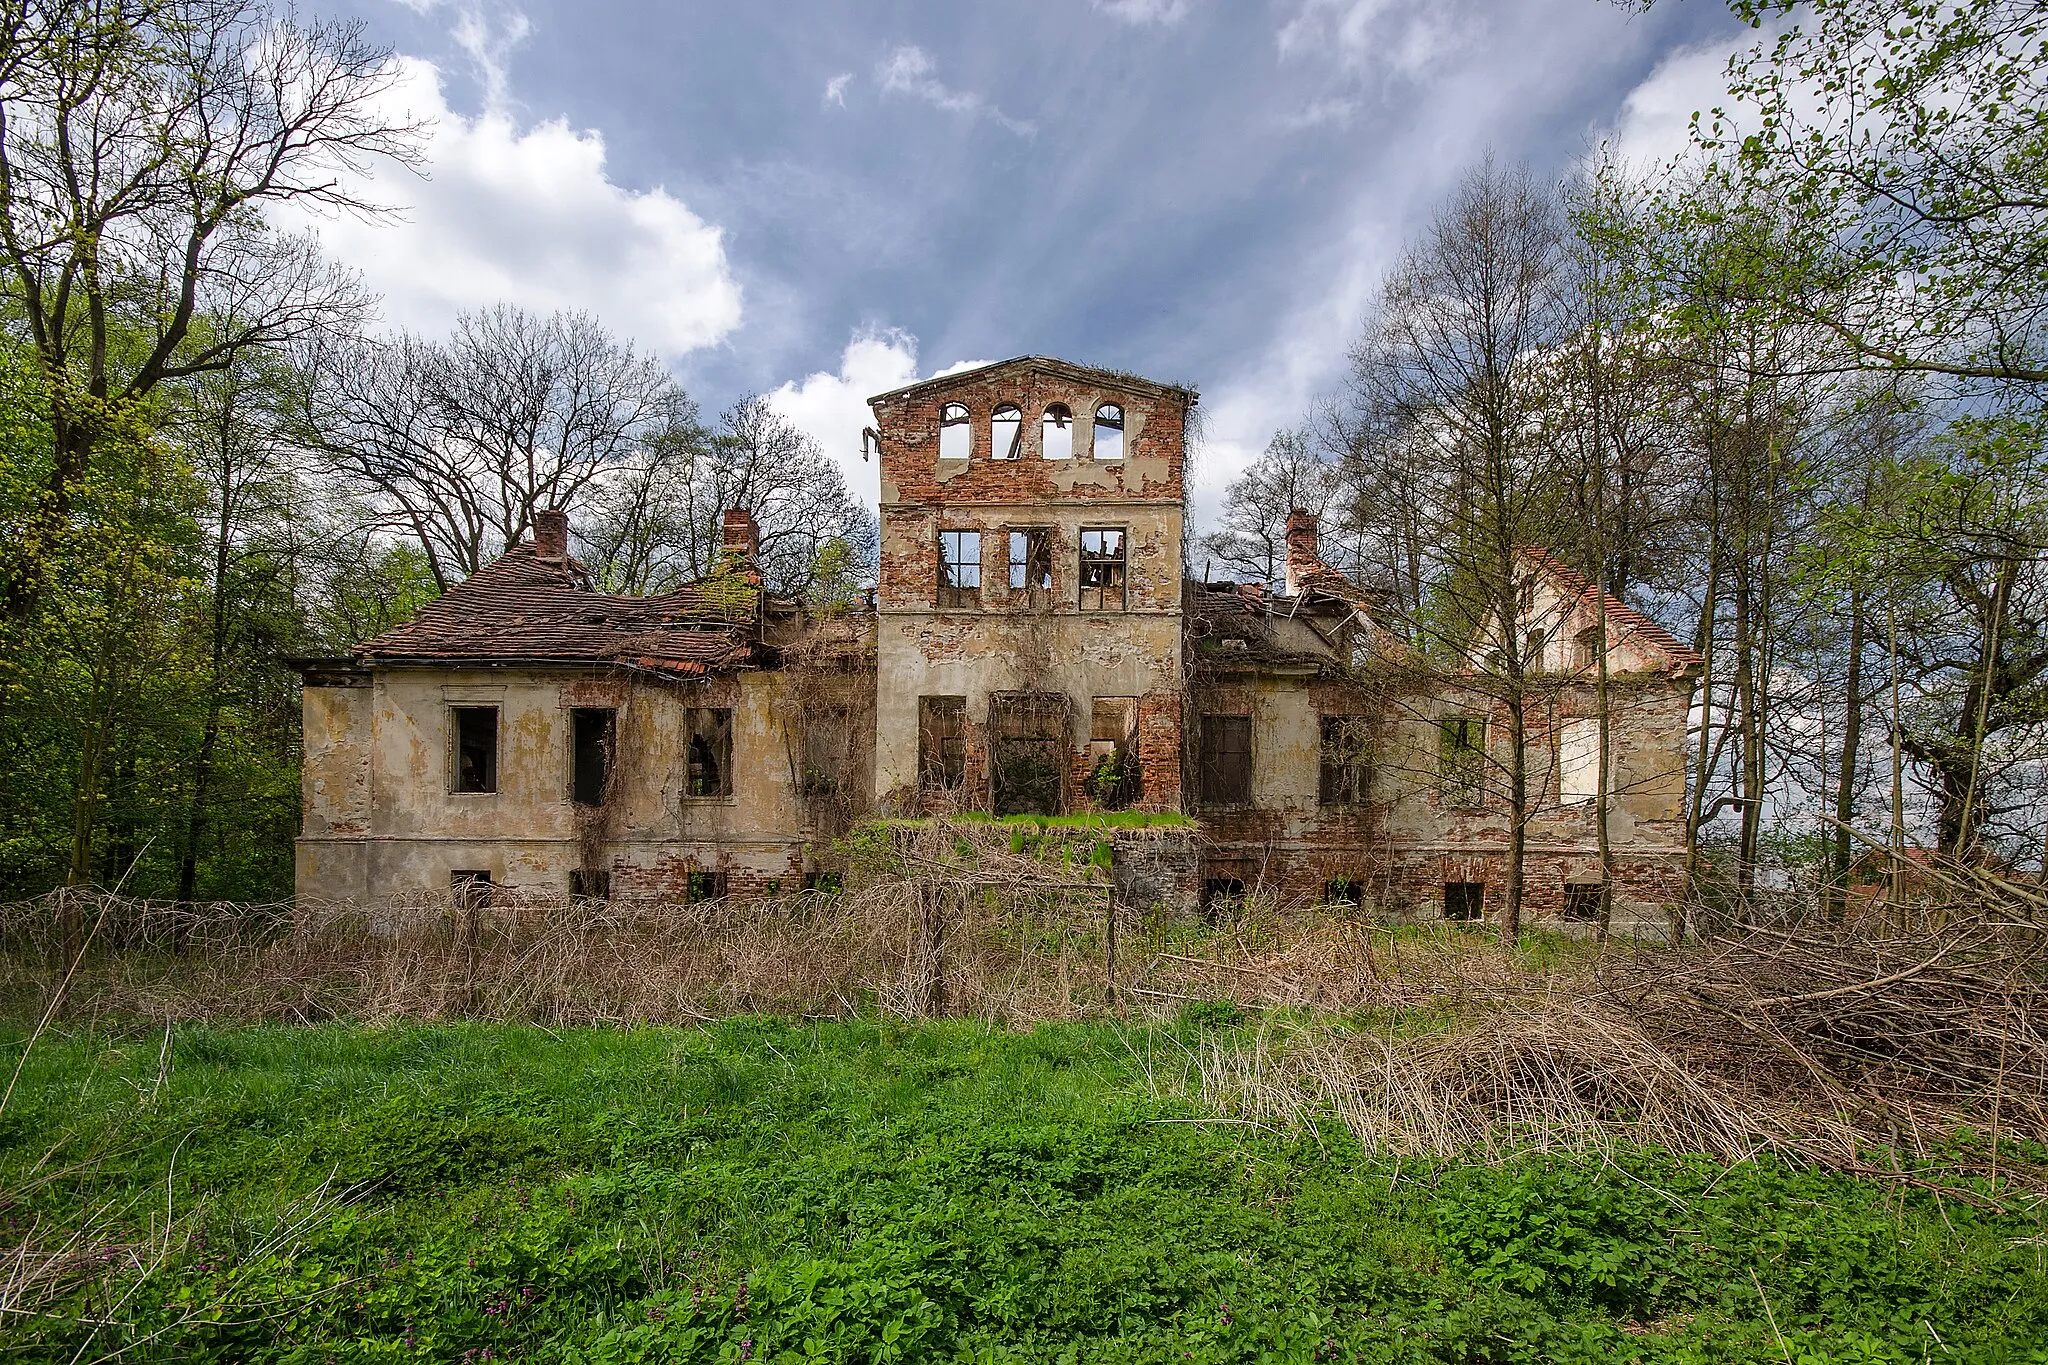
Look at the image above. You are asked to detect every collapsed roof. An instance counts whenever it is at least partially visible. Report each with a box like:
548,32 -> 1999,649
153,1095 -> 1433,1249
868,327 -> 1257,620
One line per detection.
338,510 -> 788,681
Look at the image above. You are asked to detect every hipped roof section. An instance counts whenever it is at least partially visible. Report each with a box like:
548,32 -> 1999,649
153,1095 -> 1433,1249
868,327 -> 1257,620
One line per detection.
347,542 -> 783,680
867,355 -> 1199,407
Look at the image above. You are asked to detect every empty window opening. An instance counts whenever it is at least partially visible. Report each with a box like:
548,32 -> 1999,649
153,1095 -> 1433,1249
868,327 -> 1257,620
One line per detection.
1443,881 -> 1485,921
1008,527 -> 1052,598
800,706 -> 851,797
686,707 -> 733,798
1525,627 -> 1548,672
686,868 -> 726,902
939,529 -> 982,607
1318,716 -> 1373,807
1438,715 -> 1485,809
1324,878 -> 1365,907
918,695 -> 967,791
1041,403 -> 1074,459
990,691 -> 1067,816
572,707 -> 616,806
1087,696 -> 1138,807
1574,627 -> 1602,671
452,706 -> 498,793
1562,882 -> 1602,921
938,402 -> 971,461
1199,714 -> 1253,807
1203,877 -> 1248,914
1079,527 -> 1127,611
991,404 -> 1023,460
451,869 -> 492,911
569,869 -> 611,900
1093,403 -> 1124,461
1558,718 -> 1600,804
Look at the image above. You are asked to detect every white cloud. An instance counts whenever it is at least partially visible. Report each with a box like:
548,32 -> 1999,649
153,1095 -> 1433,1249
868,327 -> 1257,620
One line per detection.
1607,37 -> 1740,170
1094,0 -> 1191,24
823,72 -> 852,107
876,45 -> 1034,136
283,56 -> 742,359
1282,96 -> 1359,130
766,330 -> 988,508
1276,0 -> 1469,85
449,3 -> 532,113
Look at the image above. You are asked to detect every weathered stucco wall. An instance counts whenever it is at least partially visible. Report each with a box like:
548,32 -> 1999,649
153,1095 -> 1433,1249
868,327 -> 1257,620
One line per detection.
297,661 -> 872,901
869,360 -> 1192,814
1193,668 -> 1693,929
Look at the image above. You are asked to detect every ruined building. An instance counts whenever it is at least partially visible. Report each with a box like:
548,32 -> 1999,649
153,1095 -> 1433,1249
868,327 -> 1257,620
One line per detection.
295,356 -> 1701,928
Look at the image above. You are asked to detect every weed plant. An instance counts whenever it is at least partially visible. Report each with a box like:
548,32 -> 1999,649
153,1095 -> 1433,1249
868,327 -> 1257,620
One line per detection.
4,1016 -> 2046,1362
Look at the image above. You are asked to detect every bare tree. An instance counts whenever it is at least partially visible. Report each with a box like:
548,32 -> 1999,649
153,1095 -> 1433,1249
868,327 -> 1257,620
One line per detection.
1343,155 -> 1573,945
682,395 -> 877,602
0,0 -> 423,624
1197,429 -> 1340,587
300,306 -> 695,589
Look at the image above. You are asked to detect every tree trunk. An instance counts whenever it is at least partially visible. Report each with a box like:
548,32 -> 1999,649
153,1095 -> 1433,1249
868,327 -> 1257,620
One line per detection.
1827,589 -> 1864,921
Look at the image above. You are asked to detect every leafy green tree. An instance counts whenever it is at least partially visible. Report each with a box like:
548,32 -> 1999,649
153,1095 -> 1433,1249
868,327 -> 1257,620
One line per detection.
0,0 -> 420,628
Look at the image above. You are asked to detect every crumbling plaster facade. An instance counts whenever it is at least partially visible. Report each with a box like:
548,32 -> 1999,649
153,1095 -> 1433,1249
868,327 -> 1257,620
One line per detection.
296,665 -> 863,901
867,358 -> 1194,814
295,357 -> 1700,933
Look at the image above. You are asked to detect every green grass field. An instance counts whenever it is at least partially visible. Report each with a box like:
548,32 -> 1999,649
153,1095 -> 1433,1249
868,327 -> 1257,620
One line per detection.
4,1016 -> 2045,1363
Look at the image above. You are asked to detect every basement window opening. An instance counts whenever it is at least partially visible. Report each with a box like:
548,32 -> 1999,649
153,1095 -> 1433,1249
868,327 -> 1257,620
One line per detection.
451,869 -> 492,911
571,707 -> 616,806
939,529 -> 982,608
1198,714 -> 1252,808
918,695 -> 966,791
1093,403 -> 1124,461
1324,878 -> 1365,906
1041,403 -> 1074,459
991,404 -> 1022,460
1078,527 -> 1127,611
1562,882 -> 1601,921
1442,881 -> 1484,921
686,868 -> 727,902
686,707 -> 734,798
570,869 -> 611,900
939,402 -> 970,460
451,706 -> 498,793
1202,877 -> 1248,917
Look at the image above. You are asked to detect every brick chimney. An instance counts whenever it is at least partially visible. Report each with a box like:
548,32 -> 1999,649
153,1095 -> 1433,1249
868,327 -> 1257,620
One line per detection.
721,507 -> 760,561
1283,509 -> 1320,597
533,508 -> 569,559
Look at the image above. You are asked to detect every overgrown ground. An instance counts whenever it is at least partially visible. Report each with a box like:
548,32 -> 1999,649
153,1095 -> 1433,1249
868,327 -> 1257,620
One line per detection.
5,1015 -> 2047,1364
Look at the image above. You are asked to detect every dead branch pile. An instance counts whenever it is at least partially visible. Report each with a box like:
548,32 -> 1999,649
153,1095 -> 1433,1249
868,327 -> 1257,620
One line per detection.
0,824 -> 1126,1026
6,856 -> 2046,1182
1600,920 -> 2048,1154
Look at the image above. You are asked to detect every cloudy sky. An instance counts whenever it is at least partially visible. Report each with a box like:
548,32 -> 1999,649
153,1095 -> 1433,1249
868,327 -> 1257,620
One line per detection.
299,0 -> 1749,524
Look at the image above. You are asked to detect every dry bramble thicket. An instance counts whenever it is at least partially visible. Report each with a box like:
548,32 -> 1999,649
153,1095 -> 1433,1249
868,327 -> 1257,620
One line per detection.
4,820 -> 2047,1195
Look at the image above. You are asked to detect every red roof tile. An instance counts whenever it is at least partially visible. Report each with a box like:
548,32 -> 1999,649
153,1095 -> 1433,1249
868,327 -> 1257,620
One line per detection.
1519,547 -> 1704,673
353,543 -> 772,675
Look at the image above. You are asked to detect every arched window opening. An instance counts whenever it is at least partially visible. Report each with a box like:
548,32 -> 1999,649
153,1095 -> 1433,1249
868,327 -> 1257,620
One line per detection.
1093,403 -> 1124,461
991,404 -> 1023,460
938,402 -> 970,461
1042,404 -> 1074,460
